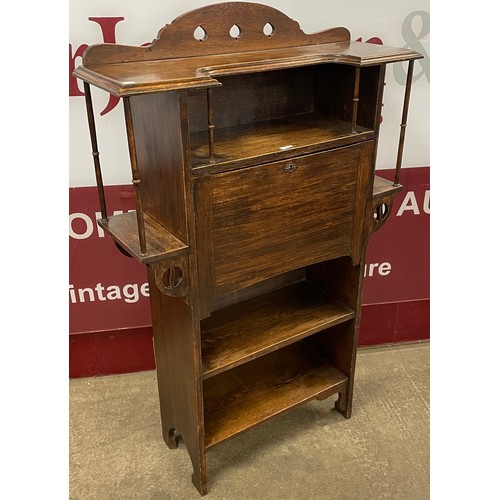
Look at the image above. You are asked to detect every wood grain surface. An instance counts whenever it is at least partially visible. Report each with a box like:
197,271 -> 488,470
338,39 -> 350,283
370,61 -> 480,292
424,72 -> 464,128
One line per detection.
97,212 -> 188,264
191,113 -> 373,173
203,342 -> 348,449
201,280 -> 355,378
128,92 -> 188,242
74,41 -> 422,96
210,145 -> 368,294
73,3 -> 420,495
73,3 -> 421,97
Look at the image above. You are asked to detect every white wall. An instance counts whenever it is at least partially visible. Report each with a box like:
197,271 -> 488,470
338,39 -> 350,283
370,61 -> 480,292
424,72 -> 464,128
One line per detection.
69,0 -> 430,187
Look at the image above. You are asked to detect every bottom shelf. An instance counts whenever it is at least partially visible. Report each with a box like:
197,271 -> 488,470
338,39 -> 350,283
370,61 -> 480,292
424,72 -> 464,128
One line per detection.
203,342 -> 348,449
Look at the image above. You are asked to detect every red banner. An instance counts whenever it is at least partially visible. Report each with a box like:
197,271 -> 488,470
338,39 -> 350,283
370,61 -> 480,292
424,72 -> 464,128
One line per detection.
70,186 -> 150,333
362,167 -> 430,304
69,167 -> 429,376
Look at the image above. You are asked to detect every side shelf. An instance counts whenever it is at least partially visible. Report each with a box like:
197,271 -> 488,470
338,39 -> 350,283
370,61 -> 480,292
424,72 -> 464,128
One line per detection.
98,212 -> 188,264
372,174 -> 403,199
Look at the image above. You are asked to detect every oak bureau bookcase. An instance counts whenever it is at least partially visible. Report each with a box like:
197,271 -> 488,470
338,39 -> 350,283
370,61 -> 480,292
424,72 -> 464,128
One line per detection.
73,2 -> 422,495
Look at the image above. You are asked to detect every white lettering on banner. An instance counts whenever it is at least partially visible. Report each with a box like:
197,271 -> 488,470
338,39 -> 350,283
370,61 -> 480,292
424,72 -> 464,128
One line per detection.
364,262 -> 392,277
69,282 -> 149,304
69,210 -> 135,239
423,190 -> 430,214
396,190 -> 430,216
69,213 -> 93,239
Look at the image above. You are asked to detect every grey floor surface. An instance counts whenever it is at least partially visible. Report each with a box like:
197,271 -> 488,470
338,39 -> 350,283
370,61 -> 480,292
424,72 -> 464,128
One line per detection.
70,342 -> 429,500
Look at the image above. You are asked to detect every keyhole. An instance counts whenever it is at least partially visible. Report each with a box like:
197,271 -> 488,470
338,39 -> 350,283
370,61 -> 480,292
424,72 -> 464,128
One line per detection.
161,266 -> 183,289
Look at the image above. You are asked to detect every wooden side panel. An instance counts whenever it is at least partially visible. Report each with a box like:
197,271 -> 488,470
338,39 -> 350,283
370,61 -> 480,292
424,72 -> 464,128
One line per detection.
210,144 -> 370,295
147,267 -> 207,494
351,142 -> 373,264
129,92 -> 187,241
193,176 -> 214,319
305,256 -> 366,418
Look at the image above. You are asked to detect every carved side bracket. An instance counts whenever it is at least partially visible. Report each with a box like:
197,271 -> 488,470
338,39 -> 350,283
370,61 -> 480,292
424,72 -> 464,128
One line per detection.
150,255 -> 190,297
368,175 -> 403,236
370,193 -> 394,234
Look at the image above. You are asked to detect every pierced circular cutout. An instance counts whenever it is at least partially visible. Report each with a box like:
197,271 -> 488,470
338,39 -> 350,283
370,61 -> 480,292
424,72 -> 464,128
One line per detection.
263,22 -> 275,36
194,26 -> 207,41
374,203 -> 389,222
229,24 -> 242,39
161,266 -> 183,289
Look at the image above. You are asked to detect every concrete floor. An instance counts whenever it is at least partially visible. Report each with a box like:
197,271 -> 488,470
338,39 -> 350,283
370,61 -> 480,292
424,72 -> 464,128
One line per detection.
70,342 -> 429,500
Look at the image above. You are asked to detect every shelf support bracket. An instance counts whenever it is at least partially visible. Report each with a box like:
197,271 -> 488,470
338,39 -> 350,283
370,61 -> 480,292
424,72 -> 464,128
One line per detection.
207,88 -> 216,163
351,67 -> 361,133
83,82 -> 108,221
394,59 -> 415,186
150,255 -> 190,297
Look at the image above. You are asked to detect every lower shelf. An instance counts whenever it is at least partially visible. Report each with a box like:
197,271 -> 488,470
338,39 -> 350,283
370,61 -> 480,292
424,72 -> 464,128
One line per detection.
203,342 -> 348,449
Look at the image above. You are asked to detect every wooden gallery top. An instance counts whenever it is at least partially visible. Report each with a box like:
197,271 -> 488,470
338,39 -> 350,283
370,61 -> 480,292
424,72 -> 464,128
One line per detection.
74,4 -> 421,264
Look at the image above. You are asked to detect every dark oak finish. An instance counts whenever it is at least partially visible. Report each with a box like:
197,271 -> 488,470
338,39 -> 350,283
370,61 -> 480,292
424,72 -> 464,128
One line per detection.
82,2 -> 350,65
97,212 -> 188,264
203,342 -> 348,449
201,280 -> 355,378
73,2 -> 420,495
74,43 -> 421,96
190,113 -> 373,173
187,68 -> 315,134
127,92 -> 188,242
305,256 -> 365,417
147,268 -> 207,494
351,67 -> 361,133
210,144 -> 371,294
211,268 -> 305,312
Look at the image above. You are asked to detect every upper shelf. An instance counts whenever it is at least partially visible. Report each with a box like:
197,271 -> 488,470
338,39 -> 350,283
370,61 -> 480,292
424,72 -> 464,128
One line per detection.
191,112 -> 373,174
73,2 -> 422,96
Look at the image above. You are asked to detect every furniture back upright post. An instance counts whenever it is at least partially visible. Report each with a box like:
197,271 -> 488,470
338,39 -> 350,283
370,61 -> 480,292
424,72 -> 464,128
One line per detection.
351,67 -> 361,133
